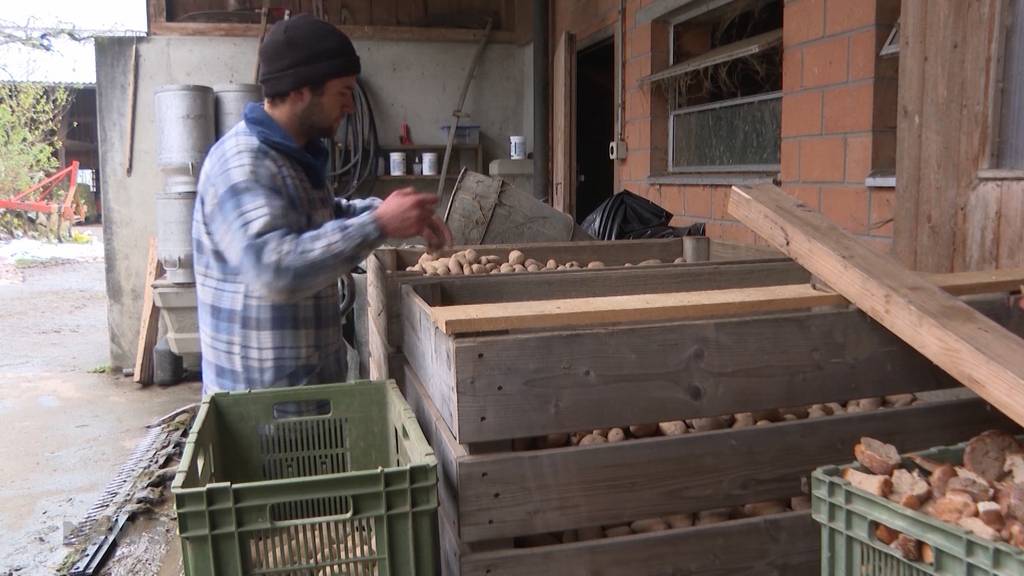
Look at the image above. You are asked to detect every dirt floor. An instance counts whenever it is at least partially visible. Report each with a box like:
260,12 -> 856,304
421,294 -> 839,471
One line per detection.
0,226 -> 200,575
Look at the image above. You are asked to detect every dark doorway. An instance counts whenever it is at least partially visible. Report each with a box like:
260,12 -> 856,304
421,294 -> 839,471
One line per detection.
575,38 -> 615,224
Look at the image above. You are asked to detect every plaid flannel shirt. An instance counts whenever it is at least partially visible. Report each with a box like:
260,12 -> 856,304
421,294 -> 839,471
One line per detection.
193,102 -> 383,397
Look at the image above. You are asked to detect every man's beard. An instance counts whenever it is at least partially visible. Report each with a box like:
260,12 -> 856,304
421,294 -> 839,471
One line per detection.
298,101 -> 338,141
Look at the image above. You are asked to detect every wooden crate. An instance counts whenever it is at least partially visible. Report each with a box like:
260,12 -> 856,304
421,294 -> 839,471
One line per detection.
398,271 -> 1024,574
366,238 -> 784,380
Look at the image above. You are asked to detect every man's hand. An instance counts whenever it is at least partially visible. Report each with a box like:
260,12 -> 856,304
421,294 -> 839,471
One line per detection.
374,187 -> 452,249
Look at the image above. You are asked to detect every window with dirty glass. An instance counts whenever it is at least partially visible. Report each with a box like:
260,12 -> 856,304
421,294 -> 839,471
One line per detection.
660,0 -> 783,173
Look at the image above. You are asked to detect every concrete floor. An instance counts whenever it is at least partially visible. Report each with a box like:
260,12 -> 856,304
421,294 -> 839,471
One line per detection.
0,228 -> 199,575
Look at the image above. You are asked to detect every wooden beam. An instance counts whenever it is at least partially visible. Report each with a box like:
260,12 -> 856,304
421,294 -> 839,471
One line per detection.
148,20 -> 521,43
429,268 -> 1024,335
134,238 -> 163,384
729,183 -> 1024,427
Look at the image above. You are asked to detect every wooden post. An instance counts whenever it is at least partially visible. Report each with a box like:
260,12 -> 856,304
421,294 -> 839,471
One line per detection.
134,238 -> 163,384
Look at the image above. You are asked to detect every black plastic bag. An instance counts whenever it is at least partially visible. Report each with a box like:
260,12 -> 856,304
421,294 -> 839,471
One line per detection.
581,190 -> 706,240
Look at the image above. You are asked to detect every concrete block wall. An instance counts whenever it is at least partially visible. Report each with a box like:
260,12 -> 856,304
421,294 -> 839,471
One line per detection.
555,0 -> 899,251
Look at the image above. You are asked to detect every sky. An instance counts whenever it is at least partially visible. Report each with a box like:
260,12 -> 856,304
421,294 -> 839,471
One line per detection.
0,0 -> 147,84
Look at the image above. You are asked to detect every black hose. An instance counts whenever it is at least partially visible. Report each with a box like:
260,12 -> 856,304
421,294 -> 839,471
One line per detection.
331,80 -> 379,198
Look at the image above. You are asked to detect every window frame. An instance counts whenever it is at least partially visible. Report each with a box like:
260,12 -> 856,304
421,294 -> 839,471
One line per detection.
661,1 -> 783,176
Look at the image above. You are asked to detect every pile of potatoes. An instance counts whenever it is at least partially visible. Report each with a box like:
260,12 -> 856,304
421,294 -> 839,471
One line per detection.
515,495 -> 812,548
842,430 -> 1024,564
511,395 -> 921,452
248,523 -> 377,575
405,249 -> 684,276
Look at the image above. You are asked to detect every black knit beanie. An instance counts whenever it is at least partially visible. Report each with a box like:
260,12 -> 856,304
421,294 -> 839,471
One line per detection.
258,14 -> 361,97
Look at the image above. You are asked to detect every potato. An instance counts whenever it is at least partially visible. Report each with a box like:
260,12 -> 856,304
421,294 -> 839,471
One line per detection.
418,252 -> 436,264
885,394 -> 916,408
462,264 -> 473,275
471,264 -> 487,275
688,416 -> 731,432
592,428 -> 610,438
546,259 -> 558,270
524,258 -> 541,268
436,263 -> 450,276
742,500 -> 789,517
464,249 -> 479,264
807,406 -> 829,419
566,261 -> 581,269
405,264 -> 424,273
587,261 -> 605,269
579,433 -> 607,446
485,262 -> 498,272
755,420 -> 773,427
696,509 -> 732,526
673,257 -> 686,264
508,250 -> 526,266
539,433 -> 569,449
638,259 -> 663,266
825,402 -> 845,415
658,420 -> 687,436
603,525 -> 633,538
527,264 -> 541,272
664,513 -> 694,529
629,423 -> 659,438
857,397 -> 884,411
732,413 -> 756,428
607,427 -> 626,443
489,268 -> 500,274
452,252 -> 468,266
513,264 -> 528,273
630,518 -> 669,533
448,258 -> 464,275
500,263 -> 514,273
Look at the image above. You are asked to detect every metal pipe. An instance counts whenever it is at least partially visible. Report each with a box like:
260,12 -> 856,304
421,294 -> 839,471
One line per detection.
532,0 -> 550,202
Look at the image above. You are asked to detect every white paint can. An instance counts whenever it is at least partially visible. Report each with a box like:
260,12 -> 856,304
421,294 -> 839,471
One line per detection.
422,152 -> 439,175
389,152 -> 407,176
510,135 -> 526,160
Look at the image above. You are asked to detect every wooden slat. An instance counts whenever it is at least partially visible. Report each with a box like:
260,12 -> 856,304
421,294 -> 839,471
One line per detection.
963,180 -> 1002,271
403,285 -> 460,438
998,182 -> 1024,269
460,512 -> 819,576
730,183 -> 1024,427
455,398 -> 1011,541
450,294 -> 1020,442
432,260 -> 807,305
894,0 -> 927,268
134,238 -> 162,384
402,361 -> 466,554
430,268 -> 1024,335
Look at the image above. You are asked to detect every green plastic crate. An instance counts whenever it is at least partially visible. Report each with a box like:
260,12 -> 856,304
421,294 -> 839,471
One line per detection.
812,439 -> 1024,575
172,380 -> 439,576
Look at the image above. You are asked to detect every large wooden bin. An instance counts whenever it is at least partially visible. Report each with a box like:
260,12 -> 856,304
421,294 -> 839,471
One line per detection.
366,238 -> 783,381
399,268 -> 1023,575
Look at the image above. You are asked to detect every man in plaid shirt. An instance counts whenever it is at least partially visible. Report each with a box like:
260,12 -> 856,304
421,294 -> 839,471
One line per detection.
194,15 -> 449,396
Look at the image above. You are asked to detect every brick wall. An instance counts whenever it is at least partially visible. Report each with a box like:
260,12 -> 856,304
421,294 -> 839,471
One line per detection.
780,0 -> 899,254
552,0 -> 897,250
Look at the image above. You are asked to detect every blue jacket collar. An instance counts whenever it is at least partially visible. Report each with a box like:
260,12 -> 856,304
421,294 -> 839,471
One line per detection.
243,102 -> 329,189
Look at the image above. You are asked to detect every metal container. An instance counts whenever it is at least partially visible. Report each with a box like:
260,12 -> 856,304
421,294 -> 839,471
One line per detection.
156,173 -> 197,284
154,84 -> 215,172
213,83 -> 262,138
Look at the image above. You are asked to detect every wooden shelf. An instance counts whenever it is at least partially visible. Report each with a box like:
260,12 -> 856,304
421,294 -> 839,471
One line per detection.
381,144 -> 481,151
379,174 -> 459,181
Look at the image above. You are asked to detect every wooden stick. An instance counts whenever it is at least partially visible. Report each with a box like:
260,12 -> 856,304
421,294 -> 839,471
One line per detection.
124,37 -> 138,177
134,238 -> 163,384
728,183 -> 1024,427
428,267 -> 1024,335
